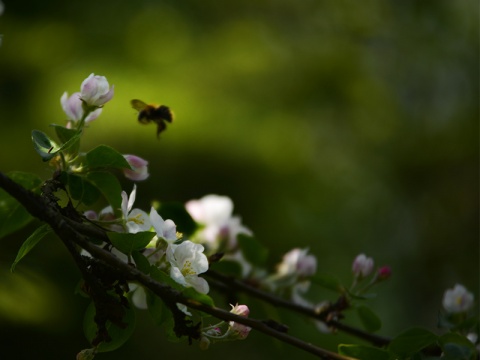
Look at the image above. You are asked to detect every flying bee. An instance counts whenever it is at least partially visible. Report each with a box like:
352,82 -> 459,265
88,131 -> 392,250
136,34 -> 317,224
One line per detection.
130,99 -> 174,138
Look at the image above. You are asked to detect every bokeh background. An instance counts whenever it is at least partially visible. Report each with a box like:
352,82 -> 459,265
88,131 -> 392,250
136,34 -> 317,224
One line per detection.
0,0 -> 478,359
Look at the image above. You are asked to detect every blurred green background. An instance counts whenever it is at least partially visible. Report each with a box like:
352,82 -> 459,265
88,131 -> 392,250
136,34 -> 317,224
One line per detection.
0,0 -> 478,359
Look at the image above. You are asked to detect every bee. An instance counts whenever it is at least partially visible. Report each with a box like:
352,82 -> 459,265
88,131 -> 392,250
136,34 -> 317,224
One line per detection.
130,99 -> 174,138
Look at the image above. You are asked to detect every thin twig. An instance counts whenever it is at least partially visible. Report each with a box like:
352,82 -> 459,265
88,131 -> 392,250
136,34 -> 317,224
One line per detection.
205,270 -> 391,347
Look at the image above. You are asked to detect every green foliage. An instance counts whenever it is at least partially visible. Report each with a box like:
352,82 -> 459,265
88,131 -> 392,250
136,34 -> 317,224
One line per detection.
0,172 -> 43,238
85,145 -> 131,170
439,333 -> 478,360
356,305 -> 382,333
83,301 -> 136,353
388,327 -> 439,358
182,287 -> 215,307
338,344 -> 392,360
108,231 -> 155,255
31,130 -> 59,162
85,171 -> 123,211
146,288 -> 172,326
10,224 -> 52,272
209,260 -> 243,278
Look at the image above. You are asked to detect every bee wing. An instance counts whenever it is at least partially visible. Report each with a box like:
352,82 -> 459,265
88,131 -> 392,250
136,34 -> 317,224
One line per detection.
131,99 -> 148,111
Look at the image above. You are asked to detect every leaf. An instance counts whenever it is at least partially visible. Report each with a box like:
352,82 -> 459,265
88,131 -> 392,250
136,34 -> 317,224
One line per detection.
10,224 -> 52,272
51,124 -> 77,143
146,288 -> 172,326
389,327 -> 439,357
182,287 -> 215,307
108,231 -> 155,255
86,145 -> 131,170
131,251 -> 151,274
338,344 -> 392,360
356,305 -> 382,332
209,260 -> 243,278
86,172 -> 122,210
31,130 -> 59,161
439,333 -> 477,360
0,172 -> 43,238
311,273 -> 344,293
238,234 -> 268,267
83,301 -> 136,353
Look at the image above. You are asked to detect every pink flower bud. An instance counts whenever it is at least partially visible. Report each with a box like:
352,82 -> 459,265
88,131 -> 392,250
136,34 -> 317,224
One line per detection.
230,321 -> 251,340
376,266 -> 391,281
352,253 -> 374,278
61,92 -> 102,126
123,154 -> 149,181
80,73 -> 114,107
230,303 -> 250,317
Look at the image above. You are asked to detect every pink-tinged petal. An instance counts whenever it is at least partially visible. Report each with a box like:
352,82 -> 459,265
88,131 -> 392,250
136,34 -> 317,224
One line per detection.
123,154 -> 149,181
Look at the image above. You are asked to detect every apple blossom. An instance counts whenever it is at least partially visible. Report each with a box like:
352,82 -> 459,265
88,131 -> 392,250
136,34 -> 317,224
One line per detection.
121,185 -> 151,233
149,207 -> 177,242
376,265 -> 391,281
61,91 -> 102,128
228,304 -> 251,340
277,248 -> 317,278
166,241 -> 209,294
442,284 -> 474,313
185,194 -> 252,250
352,253 -> 374,278
80,73 -> 114,107
123,154 -> 149,181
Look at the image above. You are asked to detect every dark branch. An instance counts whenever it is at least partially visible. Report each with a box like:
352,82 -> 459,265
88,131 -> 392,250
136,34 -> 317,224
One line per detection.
0,171 -> 359,359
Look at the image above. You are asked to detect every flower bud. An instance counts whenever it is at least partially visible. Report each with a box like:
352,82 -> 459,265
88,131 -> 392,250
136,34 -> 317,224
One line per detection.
199,336 -> 210,350
230,303 -> 250,317
228,304 -> 251,340
352,253 -> 374,278
277,248 -> 317,278
76,348 -> 96,360
442,284 -> 474,313
80,73 -> 114,107
61,92 -> 102,127
123,154 -> 149,181
376,266 -> 391,281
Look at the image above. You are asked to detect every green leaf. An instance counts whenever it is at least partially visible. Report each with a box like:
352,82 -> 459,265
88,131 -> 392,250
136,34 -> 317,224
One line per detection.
311,273 -> 344,293
86,145 -> 130,170
238,234 -> 268,267
10,224 -> 52,272
31,129 -> 59,161
149,266 -> 183,291
356,305 -> 382,332
108,231 -> 155,255
131,251 -> 151,274
389,327 -> 439,357
83,301 -> 136,353
182,287 -> 215,307
0,172 -> 43,238
52,124 -> 77,143
338,344 -> 392,360
440,333 -> 477,360
86,172 -> 122,210
146,288 -> 172,326
209,260 -> 243,278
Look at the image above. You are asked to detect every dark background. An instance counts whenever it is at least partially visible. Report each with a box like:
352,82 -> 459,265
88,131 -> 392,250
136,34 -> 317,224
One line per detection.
0,1 -> 478,359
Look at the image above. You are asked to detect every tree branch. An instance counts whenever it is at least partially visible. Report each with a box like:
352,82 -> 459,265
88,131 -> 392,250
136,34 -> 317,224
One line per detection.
0,171 -> 358,359
205,270 -> 391,347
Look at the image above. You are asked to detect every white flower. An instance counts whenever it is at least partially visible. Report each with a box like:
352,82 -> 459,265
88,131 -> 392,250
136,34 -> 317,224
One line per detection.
80,73 -> 114,107
443,284 -> 474,313
123,154 -> 149,181
277,248 -> 317,278
61,91 -> 102,127
121,185 -> 151,233
185,194 -> 252,250
149,207 -> 177,242
352,253 -> 374,278
166,241 -> 209,294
